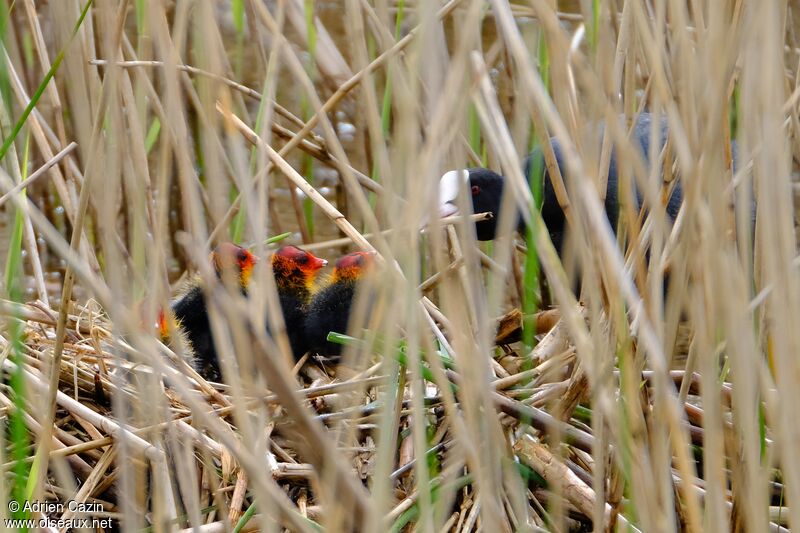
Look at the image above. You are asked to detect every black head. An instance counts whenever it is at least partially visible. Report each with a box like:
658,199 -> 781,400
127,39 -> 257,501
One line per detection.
438,168 -> 511,241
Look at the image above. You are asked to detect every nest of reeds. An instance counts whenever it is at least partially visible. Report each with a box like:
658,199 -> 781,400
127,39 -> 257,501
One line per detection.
1,293 -> 775,532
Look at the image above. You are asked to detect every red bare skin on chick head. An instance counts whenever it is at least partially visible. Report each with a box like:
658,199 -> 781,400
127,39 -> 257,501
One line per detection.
211,242 -> 258,288
157,308 -> 170,339
271,245 -> 328,289
331,251 -> 376,282
303,250 -> 377,357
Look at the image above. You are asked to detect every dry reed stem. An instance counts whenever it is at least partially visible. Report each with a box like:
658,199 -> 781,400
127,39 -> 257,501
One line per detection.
220,104 -> 374,253
0,0 -> 798,530
0,142 -> 78,208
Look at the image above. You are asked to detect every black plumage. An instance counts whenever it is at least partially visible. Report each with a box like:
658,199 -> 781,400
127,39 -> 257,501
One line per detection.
305,251 -> 375,358
269,245 -> 328,359
170,243 -> 257,382
170,283 -> 217,379
169,243 -> 327,381
438,112 -> 748,251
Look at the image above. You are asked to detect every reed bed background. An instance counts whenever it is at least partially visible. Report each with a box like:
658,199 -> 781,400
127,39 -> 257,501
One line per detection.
0,0 -> 797,531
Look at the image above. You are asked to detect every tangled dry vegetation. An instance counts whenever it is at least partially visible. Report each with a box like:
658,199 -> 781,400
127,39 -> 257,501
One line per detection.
1,1 -> 800,532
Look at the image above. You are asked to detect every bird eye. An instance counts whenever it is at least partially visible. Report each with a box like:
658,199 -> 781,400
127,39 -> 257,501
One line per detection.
471,185 -> 481,196
297,254 -> 309,264
237,250 -> 248,262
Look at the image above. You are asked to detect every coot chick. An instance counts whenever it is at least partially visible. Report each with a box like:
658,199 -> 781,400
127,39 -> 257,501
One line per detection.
269,245 -> 328,359
438,113 -> 736,251
305,251 -> 376,358
169,244 -> 327,381
170,243 -> 258,381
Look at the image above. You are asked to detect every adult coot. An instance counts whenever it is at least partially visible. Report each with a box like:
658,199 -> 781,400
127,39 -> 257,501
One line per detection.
437,113 -> 741,252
